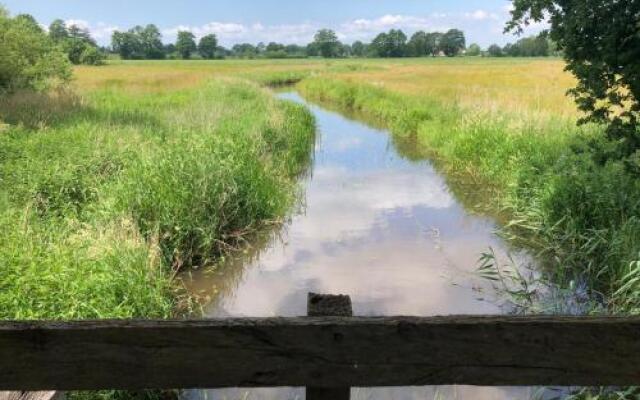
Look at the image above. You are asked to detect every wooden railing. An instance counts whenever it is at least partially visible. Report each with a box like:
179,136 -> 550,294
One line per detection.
2,294 -> 640,399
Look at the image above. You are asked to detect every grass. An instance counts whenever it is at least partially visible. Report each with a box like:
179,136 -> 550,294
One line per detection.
0,74 -> 315,320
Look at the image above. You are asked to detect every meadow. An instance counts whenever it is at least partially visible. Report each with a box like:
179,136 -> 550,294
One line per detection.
0,65 -> 315,319
1,57 -> 638,322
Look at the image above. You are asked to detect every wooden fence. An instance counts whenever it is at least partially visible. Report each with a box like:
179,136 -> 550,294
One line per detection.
2,294 -> 640,399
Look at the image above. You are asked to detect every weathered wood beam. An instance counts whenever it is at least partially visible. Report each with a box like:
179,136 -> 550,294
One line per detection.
306,293 -> 352,400
2,316 -> 640,390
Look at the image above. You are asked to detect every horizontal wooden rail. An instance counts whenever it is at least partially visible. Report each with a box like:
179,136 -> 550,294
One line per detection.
2,315 -> 640,390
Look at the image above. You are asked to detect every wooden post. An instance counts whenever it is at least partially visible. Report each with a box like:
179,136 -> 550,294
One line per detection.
306,293 -> 352,400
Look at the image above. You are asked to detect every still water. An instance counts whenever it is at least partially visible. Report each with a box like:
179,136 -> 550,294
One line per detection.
181,92 -> 544,399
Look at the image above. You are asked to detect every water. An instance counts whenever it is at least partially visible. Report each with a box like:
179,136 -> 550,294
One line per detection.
181,92 -> 542,399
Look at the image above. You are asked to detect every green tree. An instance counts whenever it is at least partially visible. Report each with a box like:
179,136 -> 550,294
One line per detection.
440,29 -> 466,56
466,43 -> 481,56
408,31 -> 428,57
48,19 -> 68,42
140,24 -> 164,59
507,0 -> 640,160
48,20 -> 104,65
425,32 -> 443,56
371,29 -> 408,58
198,34 -> 218,59
112,30 -> 142,59
351,41 -> 367,57
0,7 -> 71,92
312,29 -> 342,58
175,31 -> 196,59
232,43 -> 257,58
487,44 -> 503,57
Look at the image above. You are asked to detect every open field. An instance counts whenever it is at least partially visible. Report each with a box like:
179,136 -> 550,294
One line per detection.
1,57 -> 639,322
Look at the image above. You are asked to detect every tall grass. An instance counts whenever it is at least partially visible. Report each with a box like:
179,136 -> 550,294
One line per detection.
298,76 -> 640,313
0,78 -> 315,320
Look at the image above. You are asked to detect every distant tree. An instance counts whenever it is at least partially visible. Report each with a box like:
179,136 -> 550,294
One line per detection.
371,29 -> 408,58
48,20 -> 104,65
507,0 -> 640,160
284,44 -> 306,58
466,43 -> 481,56
232,43 -> 257,58
387,29 -> 407,57
440,29 -> 465,56
15,14 -> 41,31
112,30 -> 143,59
48,19 -> 69,42
408,31 -> 428,57
487,44 -> 503,57
425,32 -> 443,56
0,7 -> 71,92
266,42 -> 285,53
140,24 -> 165,59
312,29 -> 342,58
341,43 -> 352,57
351,41 -> 367,57
198,34 -> 218,59
175,31 -> 196,59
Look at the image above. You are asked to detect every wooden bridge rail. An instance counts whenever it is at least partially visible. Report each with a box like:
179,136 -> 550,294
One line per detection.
2,294 -> 640,393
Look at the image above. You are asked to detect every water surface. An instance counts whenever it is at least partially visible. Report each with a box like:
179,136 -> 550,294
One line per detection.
182,92 -> 540,399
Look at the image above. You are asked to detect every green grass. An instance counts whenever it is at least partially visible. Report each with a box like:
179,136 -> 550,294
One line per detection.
0,78 -> 315,320
298,76 -> 640,313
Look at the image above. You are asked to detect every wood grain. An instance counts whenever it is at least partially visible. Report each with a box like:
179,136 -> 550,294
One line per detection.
1,316 -> 640,390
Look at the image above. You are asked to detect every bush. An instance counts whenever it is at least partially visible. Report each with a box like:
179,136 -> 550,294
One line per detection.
80,45 -> 106,65
0,7 -> 71,92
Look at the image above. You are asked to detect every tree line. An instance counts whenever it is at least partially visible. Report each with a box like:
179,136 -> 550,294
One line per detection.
109,27 -> 469,59
484,32 -> 560,57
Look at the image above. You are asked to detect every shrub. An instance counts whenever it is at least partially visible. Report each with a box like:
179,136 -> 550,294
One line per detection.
0,6 -> 71,92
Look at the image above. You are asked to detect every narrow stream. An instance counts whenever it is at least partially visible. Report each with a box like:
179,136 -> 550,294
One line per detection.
181,92 -> 543,399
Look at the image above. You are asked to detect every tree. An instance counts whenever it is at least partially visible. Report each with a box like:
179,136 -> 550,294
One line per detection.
312,29 -> 342,58
48,19 -> 68,42
232,43 -> 257,58
140,24 -> 164,59
371,29 -> 408,58
198,34 -> 218,59
487,44 -> 503,57
46,19 -> 104,65
408,31 -> 428,57
0,7 -> 71,92
425,32 -> 443,56
112,30 -> 142,59
466,43 -> 481,56
175,31 -> 196,59
440,29 -> 466,56
351,41 -> 367,57
507,0 -> 640,159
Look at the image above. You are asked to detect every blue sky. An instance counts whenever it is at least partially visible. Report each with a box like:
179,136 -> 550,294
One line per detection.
2,1 -> 545,47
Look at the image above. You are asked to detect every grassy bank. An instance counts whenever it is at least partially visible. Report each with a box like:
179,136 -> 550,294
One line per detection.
0,78 -> 315,319
298,76 -> 640,312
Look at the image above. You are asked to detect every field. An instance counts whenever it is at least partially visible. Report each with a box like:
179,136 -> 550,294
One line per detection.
1,57 -> 639,321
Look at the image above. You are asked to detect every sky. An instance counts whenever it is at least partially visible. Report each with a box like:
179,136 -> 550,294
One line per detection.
2,0 -> 546,48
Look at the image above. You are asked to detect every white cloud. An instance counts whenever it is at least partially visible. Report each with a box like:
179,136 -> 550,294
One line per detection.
464,10 -> 499,21
161,22 -> 318,45
64,19 -> 120,41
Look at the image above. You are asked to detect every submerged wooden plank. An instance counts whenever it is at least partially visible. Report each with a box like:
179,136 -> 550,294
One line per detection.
1,316 -> 640,390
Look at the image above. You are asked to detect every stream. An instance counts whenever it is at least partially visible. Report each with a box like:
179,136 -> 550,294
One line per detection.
181,91 -> 548,399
